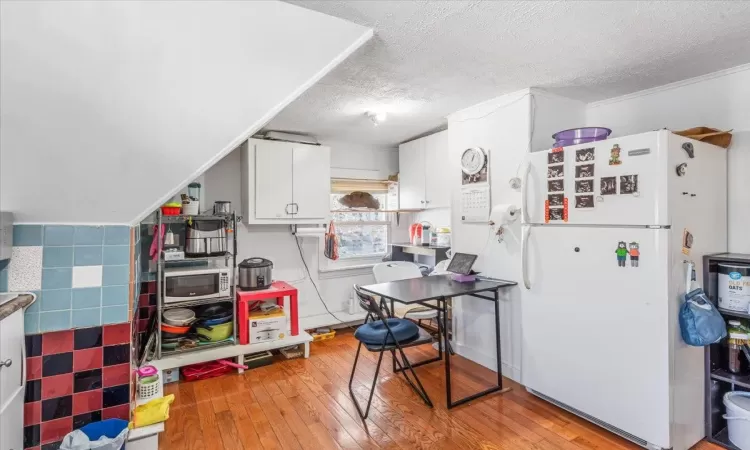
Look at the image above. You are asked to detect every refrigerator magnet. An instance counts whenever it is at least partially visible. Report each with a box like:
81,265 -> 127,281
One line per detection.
549,208 -> 564,221
620,175 -> 639,194
609,144 -> 623,165
600,176 -> 617,195
548,150 -> 564,164
628,242 -> 640,267
548,193 -> 564,207
682,229 -> 693,255
575,195 -> 594,209
548,179 -> 564,192
575,164 -> 594,178
563,197 -> 569,222
616,241 -> 628,267
575,147 -> 595,162
547,164 -> 564,179
575,179 -> 594,193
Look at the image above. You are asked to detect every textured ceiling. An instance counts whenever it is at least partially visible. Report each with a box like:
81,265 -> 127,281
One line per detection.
269,0 -> 750,146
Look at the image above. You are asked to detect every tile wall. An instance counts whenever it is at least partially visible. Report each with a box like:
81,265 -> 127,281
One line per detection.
0,225 -> 134,333
23,324 -> 131,449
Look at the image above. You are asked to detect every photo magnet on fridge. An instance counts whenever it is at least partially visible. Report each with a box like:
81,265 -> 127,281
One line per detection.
615,241 -> 628,267
575,147 -> 595,162
575,164 -> 594,178
575,179 -> 594,193
548,179 -> 564,192
600,176 -> 617,195
547,164 -> 564,179
620,175 -> 639,194
682,229 -> 694,255
628,242 -> 640,267
575,195 -> 594,209
609,144 -> 623,165
548,194 -> 564,206
549,208 -> 564,221
548,151 -> 564,164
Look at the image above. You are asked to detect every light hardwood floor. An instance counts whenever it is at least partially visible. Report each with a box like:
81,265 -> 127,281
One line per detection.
160,331 -> 721,449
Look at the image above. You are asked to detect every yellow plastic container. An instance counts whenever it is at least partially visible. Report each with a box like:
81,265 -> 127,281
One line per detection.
312,330 -> 336,342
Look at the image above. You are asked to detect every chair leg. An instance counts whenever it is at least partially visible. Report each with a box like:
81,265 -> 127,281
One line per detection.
349,342 -> 384,421
392,346 -> 433,408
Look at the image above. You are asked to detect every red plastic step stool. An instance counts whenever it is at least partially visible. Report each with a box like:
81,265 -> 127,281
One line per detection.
236,281 -> 299,345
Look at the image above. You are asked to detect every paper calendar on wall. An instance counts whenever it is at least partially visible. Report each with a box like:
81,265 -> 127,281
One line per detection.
459,146 -> 491,223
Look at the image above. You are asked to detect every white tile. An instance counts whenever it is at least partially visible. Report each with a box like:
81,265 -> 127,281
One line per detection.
72,265 -> 103,288
8,246 -> 43,291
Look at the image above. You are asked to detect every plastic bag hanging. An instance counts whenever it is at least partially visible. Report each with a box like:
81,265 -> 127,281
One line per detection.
324,220 -> 339,261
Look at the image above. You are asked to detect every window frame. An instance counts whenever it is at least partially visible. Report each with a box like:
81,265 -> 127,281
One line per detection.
330,191 -> 391,261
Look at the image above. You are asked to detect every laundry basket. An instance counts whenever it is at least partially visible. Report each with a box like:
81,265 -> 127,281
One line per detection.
724,391 -> 750,449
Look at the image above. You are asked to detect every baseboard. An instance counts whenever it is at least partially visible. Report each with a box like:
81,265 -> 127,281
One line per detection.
454,342 -> 521,383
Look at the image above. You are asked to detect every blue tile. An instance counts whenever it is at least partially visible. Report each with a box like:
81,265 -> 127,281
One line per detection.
42,246 -> 73,268
72,288 -> 101,309
104,226 -> 130,245
24,311 -> 39,334
74,226 -> 104,245
42,268 -> 72,289
26,291 -> 41,313
72,308 -> 101,328
0,267 -> 7,292
102,285 -> 129,306
39,310 -> 71,332
44,225 -> 75,246
13,225 -> 43,246
102,265 -> 129,286
40,289 -> 72,312
74,246 -> 102,266
101,305 -> 127,324
102,246 -> 130,266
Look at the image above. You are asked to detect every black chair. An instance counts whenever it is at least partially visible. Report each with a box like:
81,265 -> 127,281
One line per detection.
349,285 -> 434,420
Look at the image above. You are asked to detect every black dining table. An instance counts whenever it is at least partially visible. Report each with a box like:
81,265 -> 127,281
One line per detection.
360,274 -> 517,408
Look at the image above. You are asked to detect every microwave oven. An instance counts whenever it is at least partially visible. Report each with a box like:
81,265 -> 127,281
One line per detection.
163,266 -> 231,303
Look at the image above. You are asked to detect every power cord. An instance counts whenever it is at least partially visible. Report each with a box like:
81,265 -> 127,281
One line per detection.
294,235 -> 357,330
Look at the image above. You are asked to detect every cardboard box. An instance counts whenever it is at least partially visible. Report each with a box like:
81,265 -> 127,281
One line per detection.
249,309 -> 287,343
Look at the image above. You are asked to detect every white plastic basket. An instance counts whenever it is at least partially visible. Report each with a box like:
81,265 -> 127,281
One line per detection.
138,379 -> 160,399
724,391 -> 750,449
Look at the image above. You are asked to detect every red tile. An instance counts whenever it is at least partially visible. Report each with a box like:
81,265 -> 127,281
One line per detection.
41,373 -> 73,400
41,416 -> 72,444
26,357 -> 42,381
42,330 -> 73,355
73,389 -> 102,415
146,281 -> 156,294
73,347 -> 102,372
138,294 -> 150,307
103,323 -> 130,345
25,401 -> 41,426
137,320 -> 149,333
102,404 -> 129,421
102,364 -> 131,388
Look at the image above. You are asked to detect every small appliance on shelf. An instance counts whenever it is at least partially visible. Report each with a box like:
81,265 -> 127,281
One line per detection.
163,266 -> 231,303
185,218 -> 227,257
238,257 -> 273,291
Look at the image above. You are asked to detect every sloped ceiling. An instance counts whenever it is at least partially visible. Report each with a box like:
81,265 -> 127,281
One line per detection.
0,1 -> 371,224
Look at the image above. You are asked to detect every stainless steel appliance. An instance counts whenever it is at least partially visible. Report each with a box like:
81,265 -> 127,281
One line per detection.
163,266 -> 231,303
185,218 -> 226,256
0,211 -> 13,263
213,201 -> 232,215
238,257 -> 273,290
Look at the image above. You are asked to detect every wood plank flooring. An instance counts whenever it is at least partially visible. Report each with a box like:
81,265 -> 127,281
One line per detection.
160,331 -> 721,450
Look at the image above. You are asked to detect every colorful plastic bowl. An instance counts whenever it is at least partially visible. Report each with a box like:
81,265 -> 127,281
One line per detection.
552,127 -> 612,147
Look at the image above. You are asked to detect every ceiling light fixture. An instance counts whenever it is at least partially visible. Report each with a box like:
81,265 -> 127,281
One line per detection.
366,111 -> 387,126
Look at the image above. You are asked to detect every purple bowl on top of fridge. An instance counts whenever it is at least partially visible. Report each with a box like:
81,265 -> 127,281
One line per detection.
552,127 -> 612,147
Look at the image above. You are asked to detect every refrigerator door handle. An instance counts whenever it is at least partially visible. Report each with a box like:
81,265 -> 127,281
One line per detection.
521,161 -> 531,224
522,226 -> 531,290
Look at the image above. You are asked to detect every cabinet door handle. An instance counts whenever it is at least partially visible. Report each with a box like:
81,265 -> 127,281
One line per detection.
0,358 -> 12,368
420,200 -> 425,204
285,204 -> 292,215
292,203 -> 299,214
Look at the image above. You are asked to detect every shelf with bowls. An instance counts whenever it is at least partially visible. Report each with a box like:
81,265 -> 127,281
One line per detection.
161,295 -> 235,310
160,213 -> 234,222
160,338 -> 236,358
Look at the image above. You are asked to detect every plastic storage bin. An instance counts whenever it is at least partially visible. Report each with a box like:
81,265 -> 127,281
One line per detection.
724,391 -> 750,449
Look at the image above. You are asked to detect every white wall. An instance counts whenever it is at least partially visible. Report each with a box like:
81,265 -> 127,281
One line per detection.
203,141 -> 400,327
585,64 -> 750,252
0,1 -> 371,224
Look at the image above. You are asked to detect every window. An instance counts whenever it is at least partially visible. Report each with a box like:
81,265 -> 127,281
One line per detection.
330,184 -> 391,259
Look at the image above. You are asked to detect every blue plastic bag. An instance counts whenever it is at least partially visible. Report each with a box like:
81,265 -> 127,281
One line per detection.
680,288 -> 727,346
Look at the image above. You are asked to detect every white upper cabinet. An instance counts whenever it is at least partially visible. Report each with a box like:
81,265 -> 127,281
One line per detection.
398,130 -> 449,209
242,139 -> 331,224
398,138 -> 426,209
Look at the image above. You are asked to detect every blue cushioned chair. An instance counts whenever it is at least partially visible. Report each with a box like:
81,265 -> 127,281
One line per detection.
349,285 -> 433,420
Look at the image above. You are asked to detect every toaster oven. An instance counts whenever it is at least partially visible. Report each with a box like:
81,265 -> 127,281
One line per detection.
163,266 -> 231,303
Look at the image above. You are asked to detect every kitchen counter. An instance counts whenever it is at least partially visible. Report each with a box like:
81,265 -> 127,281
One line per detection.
391,243 -> 451,250
0,293 -> 35,321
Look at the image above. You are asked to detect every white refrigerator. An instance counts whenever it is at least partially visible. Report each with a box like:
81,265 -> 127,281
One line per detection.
520,130 -> 727,450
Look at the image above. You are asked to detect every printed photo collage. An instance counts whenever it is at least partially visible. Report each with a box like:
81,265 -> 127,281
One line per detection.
546,150 -> 565,220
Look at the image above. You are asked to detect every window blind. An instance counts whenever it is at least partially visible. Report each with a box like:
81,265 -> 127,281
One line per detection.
330,178 -> 390,193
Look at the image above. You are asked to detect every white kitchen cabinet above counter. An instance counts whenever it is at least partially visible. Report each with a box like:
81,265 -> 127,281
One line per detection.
398,130 -> 450,210
241,139 -> 331,224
